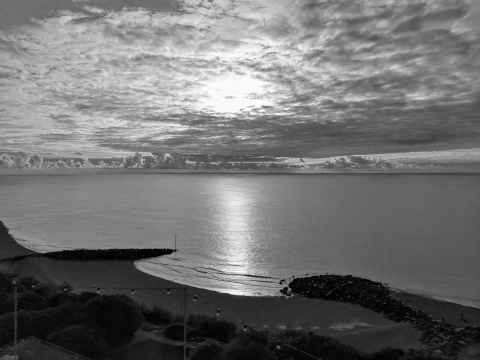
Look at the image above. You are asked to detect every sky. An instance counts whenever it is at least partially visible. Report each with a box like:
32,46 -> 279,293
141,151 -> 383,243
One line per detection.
0,0 -> 479,157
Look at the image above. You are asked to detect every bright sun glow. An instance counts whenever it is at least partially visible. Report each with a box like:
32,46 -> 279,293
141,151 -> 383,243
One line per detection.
198,73 -> 271,115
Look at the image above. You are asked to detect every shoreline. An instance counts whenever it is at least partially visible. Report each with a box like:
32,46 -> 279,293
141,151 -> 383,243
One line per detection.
6,225 -> 480,310
1,222 -> 480,354
13,228 -> 479,309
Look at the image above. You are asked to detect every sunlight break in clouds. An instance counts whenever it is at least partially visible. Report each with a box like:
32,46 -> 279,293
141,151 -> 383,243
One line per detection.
0,0 -> 479,156
198,72 -> 273,115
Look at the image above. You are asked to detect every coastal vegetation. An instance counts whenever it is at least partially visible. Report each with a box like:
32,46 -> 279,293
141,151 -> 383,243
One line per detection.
0,272 -> 143,358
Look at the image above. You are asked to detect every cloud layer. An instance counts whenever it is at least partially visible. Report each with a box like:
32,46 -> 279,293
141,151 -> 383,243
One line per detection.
1,0 -> 479,156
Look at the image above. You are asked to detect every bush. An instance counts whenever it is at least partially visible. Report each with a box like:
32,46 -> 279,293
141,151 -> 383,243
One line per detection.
47,324 -> 109,358
17,291 -> 48,311
143,305 -> 172,325
0,295 -> 13,315
78,291 -> 100,304
189,316 -> 237,343
0,303 -> 87,346
47,292 -> 78,307
164,323 -> 190,341
0,272 -> 13,291
403,350 -> 444,360
191,339 -> 223,360
371,348 -> 404,360
86,295 -> 143,347
219,335 -> 276,360
31,284 -> 56,298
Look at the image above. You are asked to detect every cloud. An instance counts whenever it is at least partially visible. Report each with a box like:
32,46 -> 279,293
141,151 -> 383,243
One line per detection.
0,0 -> 479,156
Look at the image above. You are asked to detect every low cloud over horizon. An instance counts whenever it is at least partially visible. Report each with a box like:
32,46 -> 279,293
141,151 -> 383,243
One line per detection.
1,0 -> 480,156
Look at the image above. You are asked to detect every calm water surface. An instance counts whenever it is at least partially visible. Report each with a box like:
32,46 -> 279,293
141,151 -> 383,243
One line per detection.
0,174 -> 479,306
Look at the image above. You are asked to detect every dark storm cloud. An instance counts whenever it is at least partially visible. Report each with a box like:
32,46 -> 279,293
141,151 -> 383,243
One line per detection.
0,0 -> 479,156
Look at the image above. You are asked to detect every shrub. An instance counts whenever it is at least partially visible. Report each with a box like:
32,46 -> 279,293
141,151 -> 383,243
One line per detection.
219,334 -> 276,360
77,291 -> 100,304
47,324 -> 109,359
190,316 -> 237,343
142,305 -> 172,325
32,284 -> 56,298
0,295 -> 12,315
403,350 -> 444,360
17,291 -> 48,311
371,348 -> 404,360
0,303 -> 87,346
164,323 -> 190,341
47,292 -> 78,307
191,340 -> 223,360
86,295 -> 143,347
0,273 -> 13,291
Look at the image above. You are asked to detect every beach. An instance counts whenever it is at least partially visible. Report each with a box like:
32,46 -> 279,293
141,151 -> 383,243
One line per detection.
2,223 -> 480,355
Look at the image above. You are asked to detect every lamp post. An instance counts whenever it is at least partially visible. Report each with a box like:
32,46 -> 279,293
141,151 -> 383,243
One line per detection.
12,279 -> 18,359
183,286 -> 187,360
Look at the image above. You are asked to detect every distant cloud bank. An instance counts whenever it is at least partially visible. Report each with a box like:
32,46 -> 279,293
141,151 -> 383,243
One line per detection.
2,148 -> 479,170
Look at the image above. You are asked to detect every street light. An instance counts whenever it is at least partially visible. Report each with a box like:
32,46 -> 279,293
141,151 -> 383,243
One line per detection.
11,279 -> 18,360
183,287 -> 187,360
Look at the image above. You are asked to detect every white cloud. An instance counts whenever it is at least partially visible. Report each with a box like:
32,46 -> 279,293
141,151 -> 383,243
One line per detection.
0,0 -> 479,156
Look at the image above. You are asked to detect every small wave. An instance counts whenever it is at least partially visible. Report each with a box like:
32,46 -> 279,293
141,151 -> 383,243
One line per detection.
135,252 -> 284,296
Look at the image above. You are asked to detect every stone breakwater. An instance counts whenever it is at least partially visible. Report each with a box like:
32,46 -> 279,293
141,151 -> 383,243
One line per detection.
282,275 -> 480,358
2,248 -> 177,263
41,248 -> 176,260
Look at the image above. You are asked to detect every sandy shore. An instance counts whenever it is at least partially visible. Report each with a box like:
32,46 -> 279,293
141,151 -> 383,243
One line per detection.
1,225 -> 479,354
1,256 -> 420,353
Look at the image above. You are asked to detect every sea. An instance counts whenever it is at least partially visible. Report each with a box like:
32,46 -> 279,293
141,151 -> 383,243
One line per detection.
0,173 -> 479,307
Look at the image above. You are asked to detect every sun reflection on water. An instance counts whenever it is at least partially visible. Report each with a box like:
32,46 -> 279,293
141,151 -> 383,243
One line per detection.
215,183 -> 254,280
